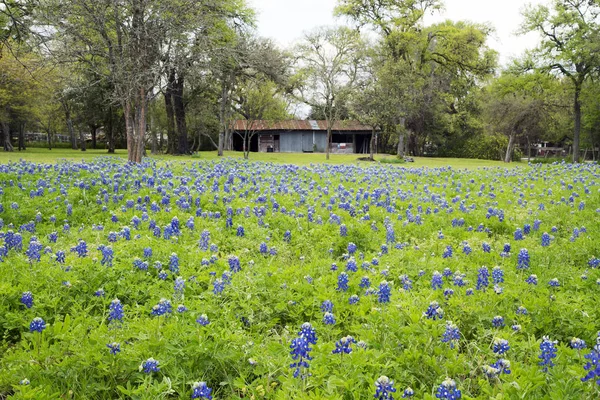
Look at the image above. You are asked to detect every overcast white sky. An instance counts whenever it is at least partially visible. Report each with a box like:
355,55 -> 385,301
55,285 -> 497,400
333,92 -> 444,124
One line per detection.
247,0 -> 547,66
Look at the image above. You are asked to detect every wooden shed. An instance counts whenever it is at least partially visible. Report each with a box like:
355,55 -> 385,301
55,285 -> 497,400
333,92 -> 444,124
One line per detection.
231,120 -> 375,154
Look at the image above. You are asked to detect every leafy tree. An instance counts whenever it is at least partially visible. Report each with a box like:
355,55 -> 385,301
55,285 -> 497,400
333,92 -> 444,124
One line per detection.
233,79 -> 290,159
293,26 -> 363,160
520,0 -> 600,162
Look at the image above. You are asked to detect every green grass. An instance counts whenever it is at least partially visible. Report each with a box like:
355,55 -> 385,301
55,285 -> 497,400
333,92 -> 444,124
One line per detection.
0,148 -> 517,169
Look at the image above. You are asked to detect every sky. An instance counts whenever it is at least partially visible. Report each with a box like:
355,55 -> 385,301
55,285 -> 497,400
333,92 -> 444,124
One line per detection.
247,0 -> 547,66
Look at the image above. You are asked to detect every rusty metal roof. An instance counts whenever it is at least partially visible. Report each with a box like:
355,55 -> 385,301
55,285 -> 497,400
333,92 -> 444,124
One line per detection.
231,120 -> 373,132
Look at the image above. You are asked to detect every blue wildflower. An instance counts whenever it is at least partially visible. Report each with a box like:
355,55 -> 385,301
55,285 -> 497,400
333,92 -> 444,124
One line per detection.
442,321 -> 460,348
435,377 -> 461,400
107,342 -> 120,355
191,381 -> 213,399
108,299 -> 124,323
539,336 -> 558,372
332,335 -> 356,354
30,317 -> 46,333
517,249 -> 530,270
374,375 -> 396,400
476,267 -> 489,290
321,300 -> 334,313
424,301 -> 444,320
323,312 -> 336,325
337,272 -> 349,292
140,358 -> 160,373
432,271 -> 443,290
492,316 -> 505,328
196,314 -> 210,326
493,338 -> 510,355
20,291 -> 33,308
378,281 -> 391,303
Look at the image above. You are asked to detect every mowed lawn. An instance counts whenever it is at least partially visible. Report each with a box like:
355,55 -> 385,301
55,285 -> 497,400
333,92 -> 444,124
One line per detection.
0,148 -> 516,169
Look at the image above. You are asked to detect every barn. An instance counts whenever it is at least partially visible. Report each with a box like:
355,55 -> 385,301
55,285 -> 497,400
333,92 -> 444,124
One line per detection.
231,120 -> 375,154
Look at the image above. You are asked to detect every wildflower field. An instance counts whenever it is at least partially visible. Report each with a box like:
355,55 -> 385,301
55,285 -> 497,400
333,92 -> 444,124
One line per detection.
0,157 -> 599,399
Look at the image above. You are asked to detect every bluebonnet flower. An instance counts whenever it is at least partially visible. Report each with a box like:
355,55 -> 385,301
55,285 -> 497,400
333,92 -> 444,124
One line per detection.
332,335 -> 356,354
541,232 -> 551,247
176,304 -> 188,313
140,358 -> 160,373
581,335 -> 600,385
476,267 -> 489,290
503,243 -> 511,253
570,338 -> 586,350
512,324 -> 522,332
359,276 -> 371,289
386,225 -> 395,243
174,276 -> 185,293
374,375 -> 396,400
20,291 -> 33,308
400,274 -> 412,291
108,299 -> 124,323
339,224 -> 347,237
30,317 -> 46,333
169,253 -> 179,274
442,321 -> 460,348
492,316 -> 505,328
516,306 -> 528,315
48,232 -> 58,243
484,359 -> 511,378
212,278 -> 224,295
435,377 -> 461,400
107,342 -> 120,355
453,273 -> 466,287
25,240 -> 43,262
548,278 -> 560,287
378,281 -> 391,303
539,336 -> 558,372
107,231 -> 118,242
143,247 -> 152,258
55,250 -> 66,263
462,243 -> 472,255
290,335 -> 313,379
196,314 -> 210,326
321,300 -> 334,313
228,255 -> 241,273
442,268 -> 453,278
526,274 -> 538,285
402,387 -> 414,398
517,249 -> 530,269
94,288 -> 105,297
424,301 -> 444,320
191,381 -> 213,399
492,266 -> 504,284
493,338 -> 510,355
442,245 -> 453,258
305,275 -> 313,284
347,242 -> 357,255
158,270 -> 168,280
151,298 -> 172,316
323,312 -> 336,325
236,225 -> 245,237
432,271 -> 443,290
299,322 -> 318,344
269,247 -> 277,256
259,242 -> 267,254
523,223 -> 531,234
71,240 -> 88,257
99,245 -> 114,267
482,242 -> 491,253
514,228 -> 524,240
346,258 -> 357,272
349,295 -> 359,305
337,272 -> 349,292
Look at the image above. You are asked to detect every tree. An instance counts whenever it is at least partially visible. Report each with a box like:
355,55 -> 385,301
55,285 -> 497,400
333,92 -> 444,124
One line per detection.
336,0 -> 497,157
520,0 -> 600,162
294,26 -> 363,160
38,0 -> 252,162
234,79 -> 289,159
212,34 -> 289,156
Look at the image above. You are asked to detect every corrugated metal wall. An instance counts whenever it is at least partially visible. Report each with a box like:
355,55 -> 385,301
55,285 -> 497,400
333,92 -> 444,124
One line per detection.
279,132 -> 328,152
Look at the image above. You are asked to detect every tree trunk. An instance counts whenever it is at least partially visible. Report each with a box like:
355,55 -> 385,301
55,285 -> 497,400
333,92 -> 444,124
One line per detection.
164,70 -> 177,154
90,125 -> 97,149
573,85 -> 581,163
47,130 -> 52,150
243,132 -> 248,159
79,129 -> 87,151
1,121 -> 13,152
150,115 -> 158,155
397,119 -> 405,157
218,81 -> 228,157
370,128 -> 375,161
326,126 -> 332,160
18,123 -> 25,151
504,132 -> 515,163
174,73 -> 188,155
107,106 -> 115,153
63,103 -> 77,150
